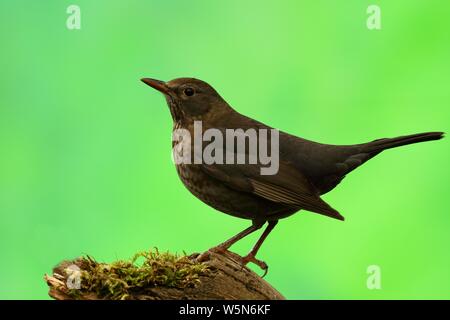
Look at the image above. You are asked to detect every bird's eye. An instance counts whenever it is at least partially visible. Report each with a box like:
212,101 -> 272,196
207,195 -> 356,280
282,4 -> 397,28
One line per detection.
184,87 -> 195,96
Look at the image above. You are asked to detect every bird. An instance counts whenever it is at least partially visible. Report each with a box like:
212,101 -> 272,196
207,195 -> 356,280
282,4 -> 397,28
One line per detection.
141,77 -> 443,275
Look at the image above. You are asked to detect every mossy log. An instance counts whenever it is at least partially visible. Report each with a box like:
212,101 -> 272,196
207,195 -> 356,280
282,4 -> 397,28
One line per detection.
44,249 -> 285,300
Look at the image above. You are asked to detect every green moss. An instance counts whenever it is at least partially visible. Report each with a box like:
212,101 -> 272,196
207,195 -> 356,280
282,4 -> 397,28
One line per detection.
65,250 -> 210,300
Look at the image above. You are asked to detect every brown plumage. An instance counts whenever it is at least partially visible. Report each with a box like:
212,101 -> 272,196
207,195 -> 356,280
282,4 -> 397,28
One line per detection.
141,77 -> 443,274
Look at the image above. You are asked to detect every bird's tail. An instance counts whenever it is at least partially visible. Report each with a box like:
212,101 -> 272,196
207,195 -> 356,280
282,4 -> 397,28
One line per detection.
363,131 -> 444,153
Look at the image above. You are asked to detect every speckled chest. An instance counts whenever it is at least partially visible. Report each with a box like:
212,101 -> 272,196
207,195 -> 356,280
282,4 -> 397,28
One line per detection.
170,123 -> 296,221
171,123 -> 224,209
171,123 -> 250,218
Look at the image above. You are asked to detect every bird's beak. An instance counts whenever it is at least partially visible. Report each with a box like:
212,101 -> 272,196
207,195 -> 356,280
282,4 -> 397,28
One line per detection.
141,78 -> 171,95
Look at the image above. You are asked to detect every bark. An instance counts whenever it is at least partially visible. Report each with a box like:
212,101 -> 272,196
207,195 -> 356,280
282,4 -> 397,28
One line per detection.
44,250 -> 285,300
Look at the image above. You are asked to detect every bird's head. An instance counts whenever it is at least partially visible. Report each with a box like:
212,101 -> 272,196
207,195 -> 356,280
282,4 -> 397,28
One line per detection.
141,77 -> 231,124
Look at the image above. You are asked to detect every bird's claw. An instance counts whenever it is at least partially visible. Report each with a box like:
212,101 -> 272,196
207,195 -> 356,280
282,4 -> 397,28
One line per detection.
208,245 -> 230,255
196,245 -> 234,262
205,246 -> 269,277
240,254 -> 269,277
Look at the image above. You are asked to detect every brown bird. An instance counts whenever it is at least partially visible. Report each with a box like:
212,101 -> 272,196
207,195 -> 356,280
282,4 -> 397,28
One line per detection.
141,77 -> 443,274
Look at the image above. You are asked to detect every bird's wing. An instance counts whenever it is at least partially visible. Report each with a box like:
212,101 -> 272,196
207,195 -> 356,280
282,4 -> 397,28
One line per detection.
200,160 -> 344,220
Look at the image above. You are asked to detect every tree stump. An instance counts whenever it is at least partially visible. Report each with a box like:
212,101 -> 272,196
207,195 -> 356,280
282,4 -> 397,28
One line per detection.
44,249 -> 285,300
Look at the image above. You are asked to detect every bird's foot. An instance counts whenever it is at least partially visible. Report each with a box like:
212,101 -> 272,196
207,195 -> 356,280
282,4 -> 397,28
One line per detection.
208,245 -> 231,255
208,246 -> 269,277
196,245 -> 233,262
239,254 -> 269,277
197,247 -> 268,277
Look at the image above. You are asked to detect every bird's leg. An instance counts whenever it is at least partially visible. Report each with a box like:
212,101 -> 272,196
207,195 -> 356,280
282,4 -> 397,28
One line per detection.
240,220 -> 278,276
210,220 -> 265,254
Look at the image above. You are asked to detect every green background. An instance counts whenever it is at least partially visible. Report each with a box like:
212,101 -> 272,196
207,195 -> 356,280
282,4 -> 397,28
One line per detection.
1,0 -> 449,299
